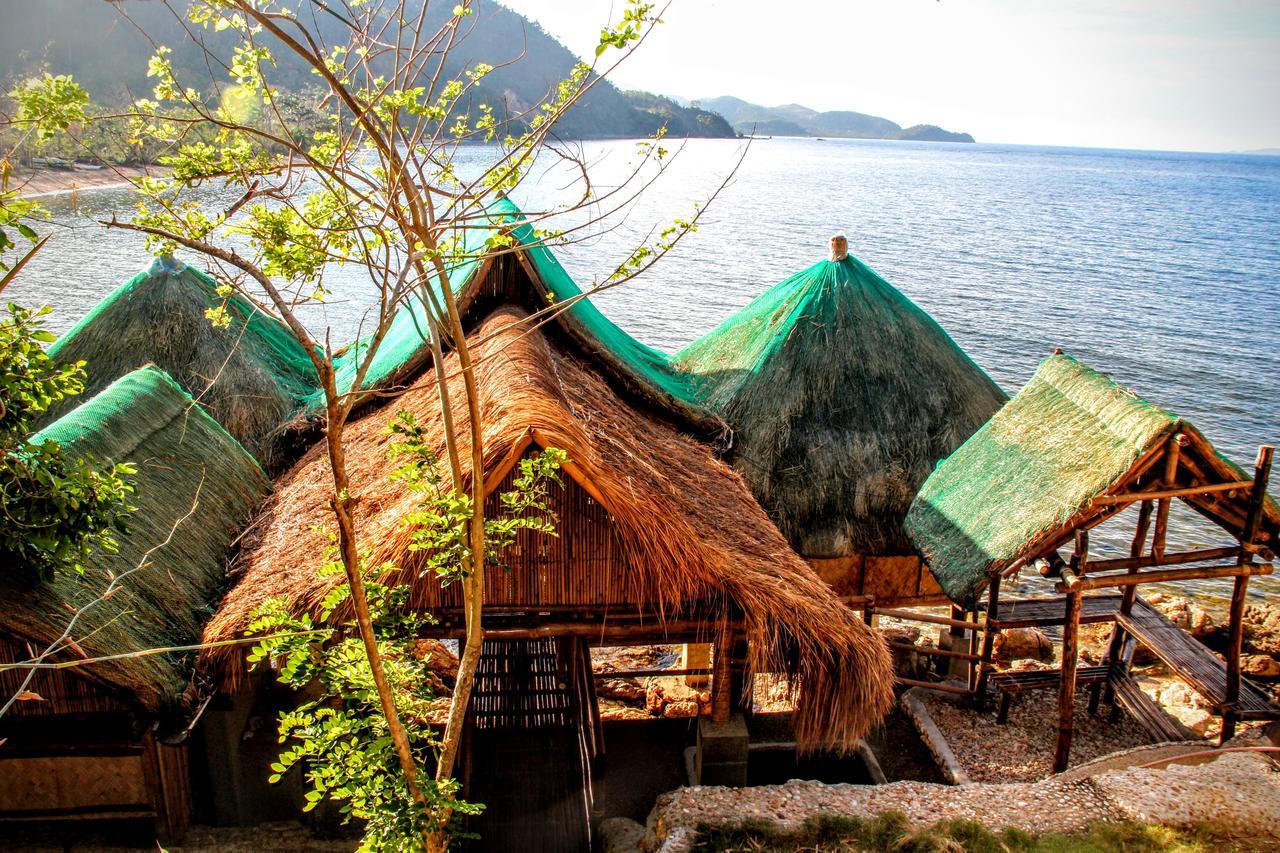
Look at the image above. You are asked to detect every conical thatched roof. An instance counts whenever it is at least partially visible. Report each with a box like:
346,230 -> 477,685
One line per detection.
3,366 -> 270,714
45,256 -> 318,470
205,306 -> 894,750
905,354 -> 1280,606
674,253 -> 1007,557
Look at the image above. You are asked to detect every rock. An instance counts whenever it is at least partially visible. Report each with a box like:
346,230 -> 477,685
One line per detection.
1244,602 -> 1280,656
664,699 -> 700,718
1150,596 -> 1216,640
646,682 -> 666,716
994,628 -> 1053,663
1241,653 -> 1280,679
1146,678 -> 1215,737
599,678 -> 646,703
411,639 -> 458,686
598,817 -> 646,853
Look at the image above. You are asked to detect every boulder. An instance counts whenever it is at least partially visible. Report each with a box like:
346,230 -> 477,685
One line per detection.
993,627 -> 1053,663
599,678 -> 646,703
411,639 -> 459,687
1149,595 -> 1216,640
1241,653 -> 1280,680
1244,602 -> 1280,657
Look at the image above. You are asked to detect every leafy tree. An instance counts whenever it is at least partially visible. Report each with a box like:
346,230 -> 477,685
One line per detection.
0,301 -> 135,583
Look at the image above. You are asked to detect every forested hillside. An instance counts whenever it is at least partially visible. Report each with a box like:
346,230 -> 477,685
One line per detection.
0,0 -> 734,142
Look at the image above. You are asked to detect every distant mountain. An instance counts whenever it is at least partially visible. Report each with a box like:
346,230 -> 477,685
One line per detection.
694,96 -> 973,143
0,0 -> 734,141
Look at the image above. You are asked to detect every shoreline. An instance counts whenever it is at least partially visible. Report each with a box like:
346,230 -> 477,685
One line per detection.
11,164 -> 168,199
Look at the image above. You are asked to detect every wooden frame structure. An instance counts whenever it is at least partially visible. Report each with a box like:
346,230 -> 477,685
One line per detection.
979,438 -> 1278,772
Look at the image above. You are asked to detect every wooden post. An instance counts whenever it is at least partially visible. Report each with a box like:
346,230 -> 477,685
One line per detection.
1151,434 -> 1186,562
711,624 -> 733,724
1097,499 -> 1155,712
1223,444 -> 1273,743
1054,588 -> 1084,773
974,576 -> 1001,709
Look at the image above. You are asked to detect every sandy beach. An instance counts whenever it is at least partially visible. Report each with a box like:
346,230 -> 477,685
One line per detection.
10,164 -> 167,198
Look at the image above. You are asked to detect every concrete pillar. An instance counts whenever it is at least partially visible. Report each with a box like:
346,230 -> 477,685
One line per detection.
695,713 -> 749,787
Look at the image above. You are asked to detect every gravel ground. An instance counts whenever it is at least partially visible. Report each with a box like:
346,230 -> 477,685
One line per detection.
648,749 -> 1280,852
921,686 -> 1159,782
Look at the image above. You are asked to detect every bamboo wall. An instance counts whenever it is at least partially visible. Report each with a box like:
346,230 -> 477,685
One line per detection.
0,634 -> 132,718
408,457 -> 646,611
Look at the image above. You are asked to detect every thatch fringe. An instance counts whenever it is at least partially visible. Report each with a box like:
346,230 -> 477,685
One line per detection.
905,354 -> 1280,606
44,256 -> 319,471
5,366 -> 271,712
205,306 -> 894,750
675,255 -> 1007,557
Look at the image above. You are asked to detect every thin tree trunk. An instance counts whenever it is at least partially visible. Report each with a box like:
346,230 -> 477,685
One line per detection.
322,396 -> 430,821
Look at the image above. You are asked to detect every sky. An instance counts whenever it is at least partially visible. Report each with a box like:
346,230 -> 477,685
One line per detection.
497,0 -> 1280,153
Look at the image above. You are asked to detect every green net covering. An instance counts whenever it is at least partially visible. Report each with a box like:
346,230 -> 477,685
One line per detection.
46,256 -> 318,470
676,255 -> 1007,556
15,366 -> 271,712
904,354 -> 1180,605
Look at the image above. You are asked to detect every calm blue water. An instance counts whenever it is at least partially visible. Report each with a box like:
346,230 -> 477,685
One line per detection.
11,138 -> 1280,598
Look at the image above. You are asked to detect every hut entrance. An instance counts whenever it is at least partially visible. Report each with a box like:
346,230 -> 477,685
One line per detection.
463,637 -> 598,852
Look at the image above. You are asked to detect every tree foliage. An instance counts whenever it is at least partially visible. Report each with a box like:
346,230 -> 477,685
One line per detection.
0,302 -> 135,582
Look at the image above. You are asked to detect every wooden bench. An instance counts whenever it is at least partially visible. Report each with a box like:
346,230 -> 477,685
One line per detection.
989,665 -> 1108,724
987,594 -> 1122,629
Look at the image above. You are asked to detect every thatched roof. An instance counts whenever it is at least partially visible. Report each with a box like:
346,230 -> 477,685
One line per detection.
205,306 -> 894,749
45,256 -> 318,470
904,354 -> 1280,606
674,254 -> 1006,557
5,366 -> 271,713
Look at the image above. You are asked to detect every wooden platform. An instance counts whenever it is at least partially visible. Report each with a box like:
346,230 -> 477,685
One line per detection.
1106,672 -> 1197,742
988,594 -> 1122,629
990,666 -> 1108,724
1116,600 -> 1280,719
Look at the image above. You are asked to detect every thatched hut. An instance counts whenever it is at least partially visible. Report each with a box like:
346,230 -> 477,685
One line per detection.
0,365 -> 271,841
674,238 -> 1006,604
43,256 -> 319,470
203,305 -> 894,748
905,353 -> 1280,769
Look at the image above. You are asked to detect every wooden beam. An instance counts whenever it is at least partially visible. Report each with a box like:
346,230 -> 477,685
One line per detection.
1085,545 -> 1243,573
1057,561 -> 1273,593
592,667 -> 712,680
1224,445 -> 1273,744
1091,480 -> 1252,505
896,677 -> 974,695
1242,446 -> 1274,546
711,624 -> 733,724
888,641 -> 981,662
872,608 -> 984,631
974,576 -> 1001,708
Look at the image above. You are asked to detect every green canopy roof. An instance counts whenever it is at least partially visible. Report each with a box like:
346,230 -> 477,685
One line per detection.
675,254 -> 1006,557
6,366 -> 271,713
45,256 -> 318,470
904,353 -> 1280,606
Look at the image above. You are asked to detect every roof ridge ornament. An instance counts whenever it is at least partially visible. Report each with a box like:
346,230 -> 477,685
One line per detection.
829,233 -> 848,262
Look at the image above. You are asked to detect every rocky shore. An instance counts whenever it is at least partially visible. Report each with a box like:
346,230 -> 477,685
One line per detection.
11,164 -> 165,198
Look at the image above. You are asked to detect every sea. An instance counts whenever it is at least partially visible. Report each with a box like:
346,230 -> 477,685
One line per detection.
10,137 -> 1280,600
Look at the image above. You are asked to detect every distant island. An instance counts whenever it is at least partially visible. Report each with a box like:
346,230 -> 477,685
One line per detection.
694,96 -> 975,143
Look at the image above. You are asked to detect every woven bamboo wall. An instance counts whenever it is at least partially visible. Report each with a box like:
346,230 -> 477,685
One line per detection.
407,457 -> 643,611
0,634 -> 132,718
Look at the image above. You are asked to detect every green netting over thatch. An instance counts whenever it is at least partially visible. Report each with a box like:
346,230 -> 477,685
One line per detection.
674,255 -> 1007,557
45,256 -> 318,470
311,196 -> 716,431
4,366 -> 271,713
493,197 -> 713,428
904,354 -> 1184,606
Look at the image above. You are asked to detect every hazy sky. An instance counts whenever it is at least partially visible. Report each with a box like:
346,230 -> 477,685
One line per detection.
497,0 -> 1280,152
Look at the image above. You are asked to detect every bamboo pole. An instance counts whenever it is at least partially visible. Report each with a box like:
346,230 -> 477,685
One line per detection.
1097,499 -> 1154,711
974,576 -> 1001,708
1223,445 -> 1273,743
1085,544 -> 1240,573
711,624 -> 733,724
871,608 -> 984,631
1054,588 -> 1084,773
1151,434 -> 1187,561
1091,480 -> 1251,504
1056,561 -> 1272,593
896,677 -> 973,695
